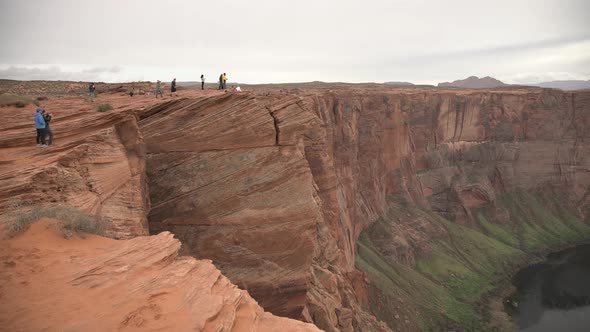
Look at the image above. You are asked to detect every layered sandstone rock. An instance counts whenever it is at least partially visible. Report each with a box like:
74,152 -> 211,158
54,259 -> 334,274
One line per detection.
140,87 -> 590,331
0,104 -> 150,239
0,218 -> 321,332
139,93 -> 393,332
3,84 -> 589,332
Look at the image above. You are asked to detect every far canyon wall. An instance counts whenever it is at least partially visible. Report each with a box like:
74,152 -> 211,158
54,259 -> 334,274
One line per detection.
139,88 -> 590,331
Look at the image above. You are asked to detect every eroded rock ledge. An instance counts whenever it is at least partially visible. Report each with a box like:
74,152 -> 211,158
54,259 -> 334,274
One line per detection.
139,88 -> 590,331
0,218 -> 321,332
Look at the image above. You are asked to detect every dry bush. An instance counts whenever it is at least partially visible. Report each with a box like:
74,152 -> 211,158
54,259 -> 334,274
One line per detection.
0,94 -> 38,107
96,103 -> 113,112
3,205 -> 107,238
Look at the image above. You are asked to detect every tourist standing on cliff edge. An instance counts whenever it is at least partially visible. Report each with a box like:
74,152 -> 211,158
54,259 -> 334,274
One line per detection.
41,110 -> 53,146
34,108 -> 47,147
171,78 -> 177,97
222,73 -> 227,90
155,80 -> 163,98
88,83 -> 96,102
218,74 -> 223,90
201,74 -> 205,90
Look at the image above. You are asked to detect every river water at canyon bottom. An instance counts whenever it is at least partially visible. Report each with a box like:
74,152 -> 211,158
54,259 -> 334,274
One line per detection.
511,243 -> 590,331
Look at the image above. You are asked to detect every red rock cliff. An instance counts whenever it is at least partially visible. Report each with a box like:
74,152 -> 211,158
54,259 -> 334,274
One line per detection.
139,87 -> 590,331
3,85 -> 588,331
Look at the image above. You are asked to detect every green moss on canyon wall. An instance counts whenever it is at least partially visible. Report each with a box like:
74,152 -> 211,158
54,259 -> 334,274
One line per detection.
356,190 -> 590,331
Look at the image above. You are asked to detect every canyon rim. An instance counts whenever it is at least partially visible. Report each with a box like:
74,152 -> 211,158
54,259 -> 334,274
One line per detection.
1,82 -> 589,331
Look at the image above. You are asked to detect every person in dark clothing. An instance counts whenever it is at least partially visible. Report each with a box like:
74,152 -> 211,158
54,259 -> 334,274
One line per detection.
219,74 -> 223,90
34,108 -> 47,147
171,78 -> 177,96
201,74 -> 205,90
41,110 -> 53,145
89,83 -> 96,102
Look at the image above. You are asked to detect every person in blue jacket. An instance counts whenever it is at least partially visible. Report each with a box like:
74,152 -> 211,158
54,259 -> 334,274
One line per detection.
34,108 -> 47,147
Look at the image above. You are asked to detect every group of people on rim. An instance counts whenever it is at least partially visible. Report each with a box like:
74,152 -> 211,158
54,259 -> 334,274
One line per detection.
33,108 -> 53,148
37,75 -> 238,147
218,73 -> 228,90
89,73 -> 234,102
152,73 -> 233,98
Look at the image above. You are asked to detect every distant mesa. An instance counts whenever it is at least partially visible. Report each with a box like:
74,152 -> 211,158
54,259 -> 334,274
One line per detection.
384,81 -> 414,86
438,76 -> 508,89
530,80 -> 590,91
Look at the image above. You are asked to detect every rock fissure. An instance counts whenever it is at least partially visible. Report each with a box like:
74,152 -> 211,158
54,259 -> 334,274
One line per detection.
267,108 -> 281,145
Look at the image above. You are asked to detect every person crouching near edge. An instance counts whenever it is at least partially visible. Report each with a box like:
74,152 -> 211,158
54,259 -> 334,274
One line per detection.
34,108 -> 47,147
41,109 -> 54,146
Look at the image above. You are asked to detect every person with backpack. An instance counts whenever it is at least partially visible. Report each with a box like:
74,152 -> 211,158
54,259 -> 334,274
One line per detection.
41,110 -> 53,146
201,74 -> 205,90
88,83 -> 96,102
34,108 -> 47,147
155,80 -> 163,98
171,78 -> 177,96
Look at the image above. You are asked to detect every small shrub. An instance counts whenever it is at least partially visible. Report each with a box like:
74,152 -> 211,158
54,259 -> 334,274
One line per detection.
0,94 -> 34,107
3,205 -> 107,238
3,206 -> 44,235
33,100 -> 40,106
61,214 -> 106,238
96,103 -> 113,112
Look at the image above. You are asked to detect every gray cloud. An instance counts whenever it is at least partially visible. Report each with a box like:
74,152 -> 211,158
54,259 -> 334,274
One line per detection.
82,66 -> 122,74
0,0 -> 588,84
0,66 -> 116,82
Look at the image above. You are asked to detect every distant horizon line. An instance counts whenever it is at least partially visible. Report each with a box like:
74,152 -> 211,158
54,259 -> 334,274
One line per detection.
1,77 -> 589,85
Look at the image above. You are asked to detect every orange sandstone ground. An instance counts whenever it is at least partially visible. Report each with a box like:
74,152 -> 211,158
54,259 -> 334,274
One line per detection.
0,218 -> 320,332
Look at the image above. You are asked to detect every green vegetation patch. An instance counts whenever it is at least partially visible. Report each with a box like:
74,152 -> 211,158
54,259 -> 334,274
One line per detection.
356,189 -> 590,331
357,232 -> 478,331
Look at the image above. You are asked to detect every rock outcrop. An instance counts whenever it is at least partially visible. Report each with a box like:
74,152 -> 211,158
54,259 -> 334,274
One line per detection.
0,107 -> 149,239
139,87 -> 590,331
139,93 -> 397,332
0,218 -> 321,332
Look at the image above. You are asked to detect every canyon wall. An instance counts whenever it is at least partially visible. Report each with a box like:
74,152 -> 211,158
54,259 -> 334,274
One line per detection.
140,94 -> 389,332
4,86 -> 588,331
140,87 -> 590,331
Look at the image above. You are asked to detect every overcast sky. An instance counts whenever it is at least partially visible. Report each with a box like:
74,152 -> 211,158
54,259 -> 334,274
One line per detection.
0,0 -> 588,84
